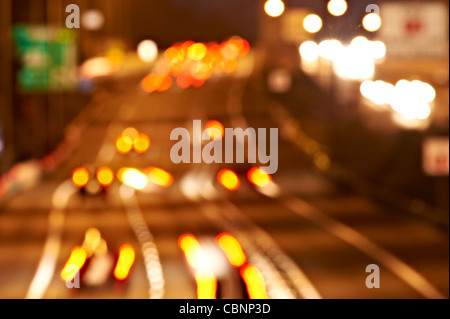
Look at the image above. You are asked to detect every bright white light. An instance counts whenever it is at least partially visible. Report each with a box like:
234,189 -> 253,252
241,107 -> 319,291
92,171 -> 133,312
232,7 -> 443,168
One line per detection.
137,40 -> 158,63
411,80 -> 436,103
371,41 -> 386,60
81,10 -> 105,31
360,80 -> 373,99
318,40 -> 344,60
351,36 -> 369,47
392,100 -> 430,120
264,0 -> 285,18
303,14 -> 322,33
361,78 -> 435,123
349,36 -> 371,56
360,80 -> 395,105
416,103 -> 431,120
299,41 -> 319,62
327,0 -> 347,17
120,168 -> 148,190
333,47 -> 374,80
362,13 -> 382,32
395,79 -> 410,90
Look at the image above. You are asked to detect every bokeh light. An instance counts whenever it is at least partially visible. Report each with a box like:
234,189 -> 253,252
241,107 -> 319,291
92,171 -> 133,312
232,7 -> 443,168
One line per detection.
216,233 -> 246,267
303,14 -> 322,33
247,167 -> 272,188
205,120 -> 224,140
96,167 -> 114,187
145,167 -> 173,187
137,40 -> 158,63
362,13 -> 382,32
115,134 -> 133,154
72,167 -> 90,188
133,133 -> 151,154
114,244 -> 136,280
299,41 -> 319,62
327,0 -> 347,17
264,0 -> 285,18
217,169 -> 240,191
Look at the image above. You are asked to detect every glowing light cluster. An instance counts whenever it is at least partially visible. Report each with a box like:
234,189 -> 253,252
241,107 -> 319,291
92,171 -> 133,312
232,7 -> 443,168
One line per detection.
301,36 -> 386,81
117,168 -> 149,190
331,37 -> 386,80
115,128 -> 150,154
141,37 -> 250,92
360,79 -> 436,122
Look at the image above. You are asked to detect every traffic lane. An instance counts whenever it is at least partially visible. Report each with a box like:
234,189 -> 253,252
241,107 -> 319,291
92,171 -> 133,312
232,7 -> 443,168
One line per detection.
37,78 -> 240,299
39,76 -> 243,298
88,78 -> 237,171
227,195 -> 425,299
0,207 -> 49,298
0,176 -> 69,299
305,195 -> 449,296
135,199 -> 216,299
41,191 -> 151,299
0,82 -> 150,299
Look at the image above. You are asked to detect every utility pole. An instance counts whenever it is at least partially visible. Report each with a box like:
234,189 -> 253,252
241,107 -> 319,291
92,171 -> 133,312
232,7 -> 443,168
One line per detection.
0,0 -> 15,173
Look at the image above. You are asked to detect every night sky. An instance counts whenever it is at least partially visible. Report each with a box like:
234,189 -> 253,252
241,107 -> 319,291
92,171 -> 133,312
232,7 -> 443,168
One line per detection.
131,0 -> 259,47
129,0 -> 383,47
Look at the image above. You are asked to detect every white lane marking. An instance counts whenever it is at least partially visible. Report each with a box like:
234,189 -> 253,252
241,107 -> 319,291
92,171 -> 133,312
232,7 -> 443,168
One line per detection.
282,196 -> 446,299
26,180 -> 77,299
119,185 -> 165,299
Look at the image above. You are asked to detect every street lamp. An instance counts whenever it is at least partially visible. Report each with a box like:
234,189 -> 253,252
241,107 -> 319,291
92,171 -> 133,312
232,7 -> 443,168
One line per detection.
362,13 -> 382,32
264,0 -> 285,18
303,14 -> 322,33
327,0 -> 347,17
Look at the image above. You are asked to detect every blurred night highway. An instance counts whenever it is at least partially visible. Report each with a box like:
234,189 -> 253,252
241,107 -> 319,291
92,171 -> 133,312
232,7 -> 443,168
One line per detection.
0,0 -> 448,299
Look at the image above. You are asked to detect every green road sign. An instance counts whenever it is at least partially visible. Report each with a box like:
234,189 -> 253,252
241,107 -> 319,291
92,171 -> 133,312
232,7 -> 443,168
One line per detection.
13,25 -> 78,91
